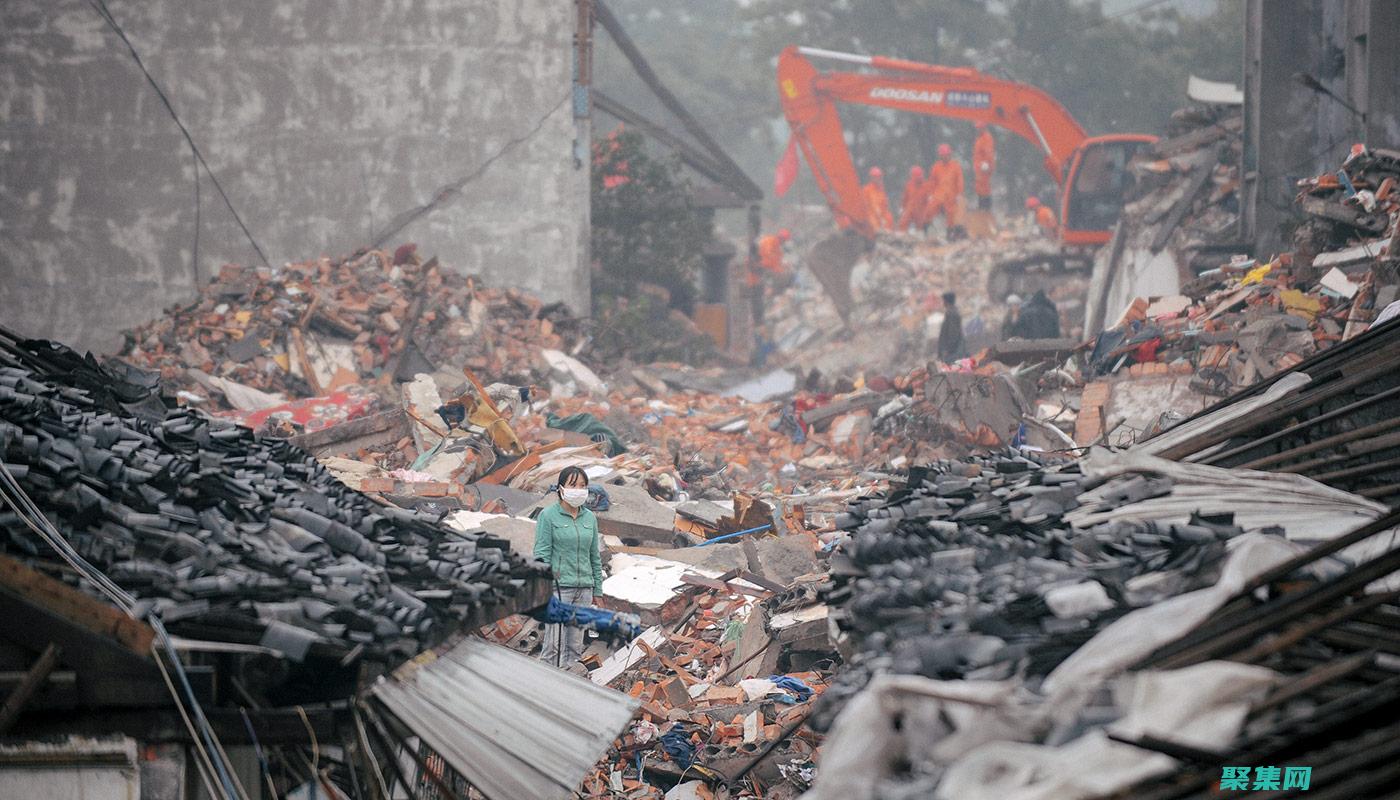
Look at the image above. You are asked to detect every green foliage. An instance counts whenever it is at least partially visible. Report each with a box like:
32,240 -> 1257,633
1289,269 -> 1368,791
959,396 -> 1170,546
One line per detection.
591,127 -> 711,314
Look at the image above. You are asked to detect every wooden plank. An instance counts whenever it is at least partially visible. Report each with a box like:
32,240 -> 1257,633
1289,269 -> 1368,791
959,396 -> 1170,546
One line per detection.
0,555 -> 154,655
477,439 -> 571,485
0,643 -> 61,734
0,588 -> 170,708
288,408 -> 410,456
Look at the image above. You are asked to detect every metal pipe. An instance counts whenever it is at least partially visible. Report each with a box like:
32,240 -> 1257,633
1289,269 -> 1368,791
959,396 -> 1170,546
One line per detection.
1233,589 -> 1399,664
1241,415 -> 1400,469
696,523 -> 772,547
1275,429 -> 1400,475
1023,109 -> 1053,157
1312,453 -> 1400,483
1204,383 -> 1400,465
1153,355 -> 1395,461
796,46 -> 873,65
1151,544 -> 1400,669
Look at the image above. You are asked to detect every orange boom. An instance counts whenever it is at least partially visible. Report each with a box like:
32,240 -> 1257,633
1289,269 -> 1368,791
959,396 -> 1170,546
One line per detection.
777,45 -> 1156,248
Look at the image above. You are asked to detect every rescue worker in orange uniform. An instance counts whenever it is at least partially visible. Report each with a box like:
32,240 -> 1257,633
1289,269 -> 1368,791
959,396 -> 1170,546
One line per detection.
862,167 -> 894,231
927,143 -> 965,236
973,123 -> 996,211
897,165 -> 926,232
1026,196 -> 1058,237
748,228 -> 791,325
756,229 -> 789,276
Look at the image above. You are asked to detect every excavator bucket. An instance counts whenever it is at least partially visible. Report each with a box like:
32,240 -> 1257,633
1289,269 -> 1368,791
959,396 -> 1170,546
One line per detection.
804,230 -> 872,321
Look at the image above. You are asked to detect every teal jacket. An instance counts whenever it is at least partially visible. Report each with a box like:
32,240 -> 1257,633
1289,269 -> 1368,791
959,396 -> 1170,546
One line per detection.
533,502 -> 603,594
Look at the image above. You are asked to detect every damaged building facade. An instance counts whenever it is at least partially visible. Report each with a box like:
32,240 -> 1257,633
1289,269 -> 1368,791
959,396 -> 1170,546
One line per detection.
0,0 -> 591,352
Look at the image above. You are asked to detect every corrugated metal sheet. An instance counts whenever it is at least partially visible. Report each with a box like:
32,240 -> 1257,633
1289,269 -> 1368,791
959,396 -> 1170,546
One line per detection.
371,637 -> 639,800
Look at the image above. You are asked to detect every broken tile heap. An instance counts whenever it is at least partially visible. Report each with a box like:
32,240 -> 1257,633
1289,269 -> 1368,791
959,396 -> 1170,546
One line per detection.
802,415 -> 1399,799
117,245 -> 586,413
812,441 -> 1391,732
0,330 -> 550,667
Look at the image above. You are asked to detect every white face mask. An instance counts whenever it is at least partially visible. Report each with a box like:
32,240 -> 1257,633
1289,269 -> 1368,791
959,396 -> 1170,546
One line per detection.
560,487 -> 589,508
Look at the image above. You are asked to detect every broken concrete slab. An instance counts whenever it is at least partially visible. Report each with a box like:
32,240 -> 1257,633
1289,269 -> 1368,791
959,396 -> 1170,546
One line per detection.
591,484 -> 682,547
478,516 -> 539,558
649,533 -> 817,587
988,338 -> 1080,366
463,482 -> 543,516
541,348 -> 606,397
752,533 -> 820,586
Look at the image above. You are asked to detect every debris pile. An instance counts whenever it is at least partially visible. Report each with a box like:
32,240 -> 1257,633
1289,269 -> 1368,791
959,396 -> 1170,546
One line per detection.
799,318 -> 1400,799
1072,139 -> 1399,445
117,246 -> 586,416
579,564 -> 833,798
0,329 -> 550,673
768,230 -> 1082,380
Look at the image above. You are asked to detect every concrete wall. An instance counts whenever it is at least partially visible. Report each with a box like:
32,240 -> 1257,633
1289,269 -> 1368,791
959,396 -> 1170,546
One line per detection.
1242,0 -> 1400,257
0,0 -> 588,352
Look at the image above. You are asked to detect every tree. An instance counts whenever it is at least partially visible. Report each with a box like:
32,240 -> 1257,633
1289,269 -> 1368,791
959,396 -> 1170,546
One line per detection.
589,127 -> 719,364
591,126 -> 711,313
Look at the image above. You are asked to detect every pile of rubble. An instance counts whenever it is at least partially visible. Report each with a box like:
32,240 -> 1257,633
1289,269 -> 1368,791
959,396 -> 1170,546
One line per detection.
1069,136 -> 1398,446
798,318 -> 1400,799
571,569 -> 829,799
117,246 -> 586,418
0,328 -> 549,675
768,229 -> 1081,380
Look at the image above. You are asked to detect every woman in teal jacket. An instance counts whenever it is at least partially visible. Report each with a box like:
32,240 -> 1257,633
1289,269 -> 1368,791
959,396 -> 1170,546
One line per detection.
533,466 -> 604,670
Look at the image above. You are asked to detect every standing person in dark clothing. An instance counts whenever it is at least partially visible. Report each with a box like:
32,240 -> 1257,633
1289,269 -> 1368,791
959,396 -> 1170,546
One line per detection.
937,291 -> 968,363
1001,294 -> 1023,340
1013,289 -> 1062,339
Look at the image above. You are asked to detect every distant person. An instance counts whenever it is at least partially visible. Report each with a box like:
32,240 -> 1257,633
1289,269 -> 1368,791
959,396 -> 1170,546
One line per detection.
534,466 -> 603,672
973,123 -> 996,212
928,144 -> 966,236
1026,196 -> 1058,237
748,228 -> 791,325
757,228 -> 789,275
1001,293 -> 1023,339
863,167 -> 894,231
1013,289 -> 1061,339
897,165 -> 926,231
937,291 -> 968,363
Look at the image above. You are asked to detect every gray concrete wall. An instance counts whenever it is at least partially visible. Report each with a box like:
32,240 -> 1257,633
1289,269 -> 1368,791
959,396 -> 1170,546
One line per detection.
1,0 -> 588,352
1242,0 -> 1399,257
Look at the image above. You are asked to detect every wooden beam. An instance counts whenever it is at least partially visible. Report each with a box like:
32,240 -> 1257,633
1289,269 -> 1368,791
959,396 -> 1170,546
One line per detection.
0,643 -> 61,734
0,554 -> 154,655
593,90 -> 737,187
594,0 -> 762,200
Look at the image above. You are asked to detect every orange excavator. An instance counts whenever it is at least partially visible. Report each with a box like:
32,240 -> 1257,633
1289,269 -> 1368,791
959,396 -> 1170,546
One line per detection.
777,46 -> 1157,311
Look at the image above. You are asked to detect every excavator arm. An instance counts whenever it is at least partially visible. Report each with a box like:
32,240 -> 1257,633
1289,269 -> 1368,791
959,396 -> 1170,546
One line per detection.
778,46 -> 1091,238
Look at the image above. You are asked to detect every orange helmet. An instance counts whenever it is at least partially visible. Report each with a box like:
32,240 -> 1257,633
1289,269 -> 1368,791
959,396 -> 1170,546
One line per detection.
937,143 -> 952,158
869,167 -> 883,179
1025,196 -> 1041,209
778,229 -> 791,241
910,165 -> 924,178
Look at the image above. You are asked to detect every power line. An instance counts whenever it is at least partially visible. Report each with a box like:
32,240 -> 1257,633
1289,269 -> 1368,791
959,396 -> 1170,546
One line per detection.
86,0 -> 271,269
370,93 -> 572,249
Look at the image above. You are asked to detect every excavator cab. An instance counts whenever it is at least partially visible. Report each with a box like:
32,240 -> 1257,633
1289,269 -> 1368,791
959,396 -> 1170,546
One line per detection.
1059,134 -> 1158,246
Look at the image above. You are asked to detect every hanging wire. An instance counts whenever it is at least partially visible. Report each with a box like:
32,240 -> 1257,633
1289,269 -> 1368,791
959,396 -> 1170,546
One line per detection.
0,459 -> 245,800
83,0 -> 271,269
